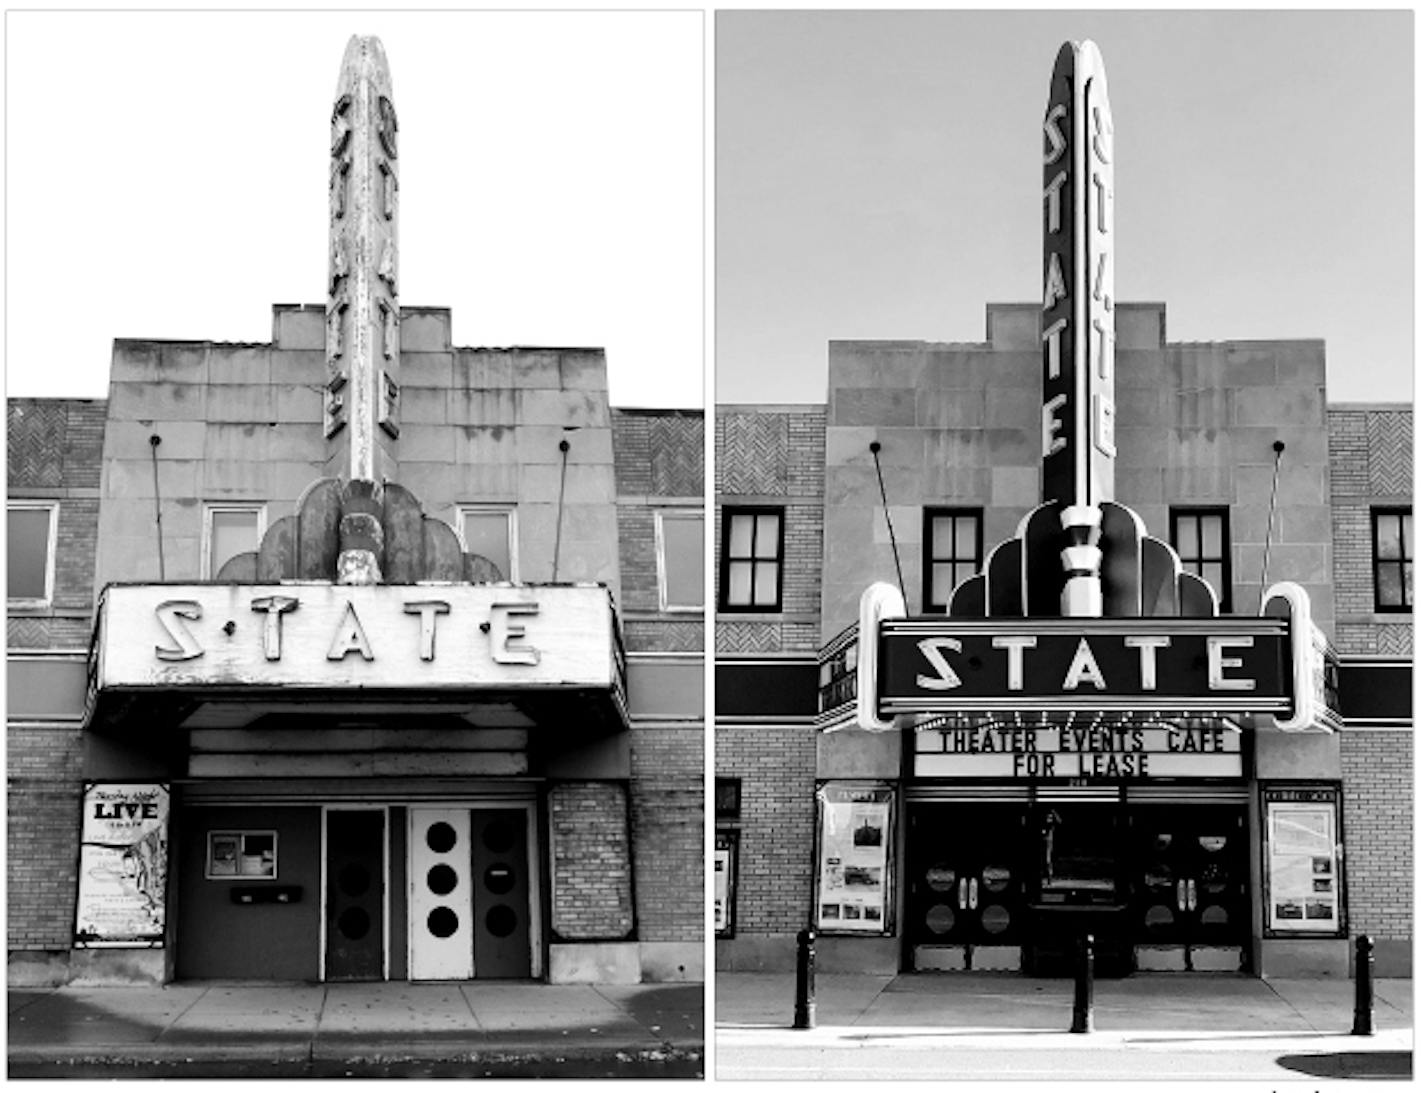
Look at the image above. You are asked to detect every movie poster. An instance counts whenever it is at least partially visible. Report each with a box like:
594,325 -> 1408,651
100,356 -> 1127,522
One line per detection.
74,783 -> 169,947
815,783 -> 893,934
714,831 -> 736,935
1264,787 -> 1342,935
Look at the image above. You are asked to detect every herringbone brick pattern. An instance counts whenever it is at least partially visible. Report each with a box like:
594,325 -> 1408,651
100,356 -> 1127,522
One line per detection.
720,414 -> 789,496
7,403 -> 65,488
1376,625 -> 1413,656
1367,412 -> 1412,496
649,416 -> 704,497
715,621 -> 782,654
7,618 -> 51,648
625,619 -> 704,652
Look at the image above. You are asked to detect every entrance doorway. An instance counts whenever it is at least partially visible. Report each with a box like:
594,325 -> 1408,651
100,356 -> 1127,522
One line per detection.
324,808 -> 387,981
1130,804 -> 1249,971
906,797 -> 1250,974
409,806 -> 532,980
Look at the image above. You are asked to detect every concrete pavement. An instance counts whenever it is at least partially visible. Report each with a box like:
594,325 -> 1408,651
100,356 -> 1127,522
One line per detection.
715,973 -> 1412,1080
8,979 -> 702,1077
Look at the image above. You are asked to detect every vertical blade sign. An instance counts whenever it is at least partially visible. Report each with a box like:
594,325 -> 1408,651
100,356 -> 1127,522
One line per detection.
1042,40 -> 1115,509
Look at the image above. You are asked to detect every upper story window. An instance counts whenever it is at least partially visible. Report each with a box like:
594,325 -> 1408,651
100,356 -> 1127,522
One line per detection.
1171,507 -> 1232,612
7,501 -> 58,608
203,504 -> 266,579
720,506 -> 783,612
1372,507 -> 1412,613
459,505 -> 517,582
923,508 -> 982,612
656,510 -> 704,612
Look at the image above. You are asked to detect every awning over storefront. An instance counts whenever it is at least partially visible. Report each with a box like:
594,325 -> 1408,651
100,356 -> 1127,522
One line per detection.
85,582 -> 628,738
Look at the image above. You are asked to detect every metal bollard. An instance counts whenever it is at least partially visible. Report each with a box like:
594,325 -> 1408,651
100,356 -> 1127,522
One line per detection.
1070,933 -> 1094,1034
1352,934 -> 1375,1036
793,927 -> 817,1029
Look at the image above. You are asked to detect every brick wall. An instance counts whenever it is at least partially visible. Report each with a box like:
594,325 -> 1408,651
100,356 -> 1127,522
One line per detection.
714,408 -> 826,654
613,409 -> 704,654
7,399 -> 106,650
8,399 -> 105,961
6,726 -> 84,949
1328,406 -> 1412,655
1339,729 -> 1411,944
548,781 -> 635,939
715,724 -> 817,933
629,725 -> 702,941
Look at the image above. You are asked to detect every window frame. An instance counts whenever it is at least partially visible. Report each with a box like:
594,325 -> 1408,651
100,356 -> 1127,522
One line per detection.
1370,506 -> 1413,614
654,508 -> 705,613
921,507 -> 983,613
205,829 -> 279,880
1170,506 -> 1233,613
718,505 -> 785,613
202,503 -> 267,580
457,503 -> 519,582
7,500 -> 59,609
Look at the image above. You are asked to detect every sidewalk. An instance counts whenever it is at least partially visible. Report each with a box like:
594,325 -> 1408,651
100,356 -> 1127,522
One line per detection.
9,980 -> 703,1076
715,973 -> 1413,1080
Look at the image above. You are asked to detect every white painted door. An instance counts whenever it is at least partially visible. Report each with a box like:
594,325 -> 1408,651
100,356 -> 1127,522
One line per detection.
409,808 -> 474,980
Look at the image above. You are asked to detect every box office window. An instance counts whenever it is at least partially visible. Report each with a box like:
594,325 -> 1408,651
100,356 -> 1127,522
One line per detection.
203,505 -> 266,579
656,510 -> 705,611
206,831 -> 277,879
720,507 -> 783,612
923,508 -> 982,612
7,501 -> 58,607
715,777 -> 742,821
1372,507 -> 1412,613
459,506 -> 517,582
1171,507 -> 1231,612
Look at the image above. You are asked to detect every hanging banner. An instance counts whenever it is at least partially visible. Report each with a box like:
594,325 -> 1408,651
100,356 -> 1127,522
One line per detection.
74,783 -> 169,947
815,784 -> 893,934
1263,786 -> 1343,936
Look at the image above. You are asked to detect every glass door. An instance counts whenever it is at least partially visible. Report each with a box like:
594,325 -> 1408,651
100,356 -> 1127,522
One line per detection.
908,804 -> 1028,958
1131,805 -> 1249,964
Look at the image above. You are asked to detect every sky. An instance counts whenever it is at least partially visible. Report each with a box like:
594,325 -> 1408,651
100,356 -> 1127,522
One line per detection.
717,9 -> 1414,404
5,10 -> 704,408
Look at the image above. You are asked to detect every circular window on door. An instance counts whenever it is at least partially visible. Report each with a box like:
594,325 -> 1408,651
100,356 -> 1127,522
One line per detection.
486,905 -> 518,938
1143,904 -> 1174,932
482,820 -> 516,854
982,865 -> 1011,893
427,906 -> 460,938
980,904 -> 1011,935
338,863 -> 371,897
484,864 -> 516,895
427,864 -> 458,896
1201,905 -> 1229,927
426,822 -> 458,854
925,865 -> 956,892
1199,835 -> 1227,853
338,906 -> 371,940
925,903 -> 955,935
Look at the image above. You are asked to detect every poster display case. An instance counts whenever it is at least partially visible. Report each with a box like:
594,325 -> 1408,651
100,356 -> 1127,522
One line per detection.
1261,784 -> 1346,938
814,782 -> 894,935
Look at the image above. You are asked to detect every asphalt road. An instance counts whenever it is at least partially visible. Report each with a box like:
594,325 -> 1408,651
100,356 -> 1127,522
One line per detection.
11,1049 -> 704,1080
715,1039 -> 1411,1081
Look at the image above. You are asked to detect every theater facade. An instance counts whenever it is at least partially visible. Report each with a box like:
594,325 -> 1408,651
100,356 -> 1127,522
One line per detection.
714,40 -> 1411,979
7,37 -> 703,987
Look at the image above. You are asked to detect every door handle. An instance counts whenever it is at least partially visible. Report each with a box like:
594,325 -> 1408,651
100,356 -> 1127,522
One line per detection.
1176,879 -> 1187,913
958,877 -> 968,910
1187,879 -> 1197,912
969,878 -> 979,910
